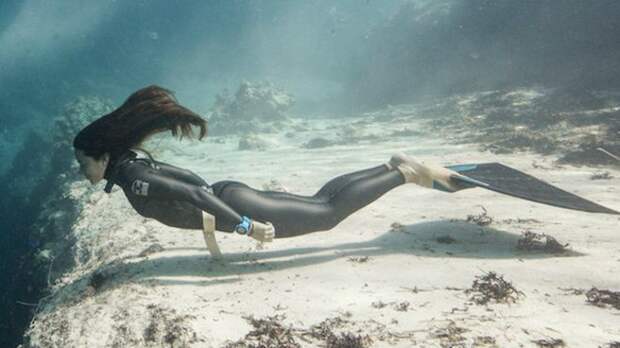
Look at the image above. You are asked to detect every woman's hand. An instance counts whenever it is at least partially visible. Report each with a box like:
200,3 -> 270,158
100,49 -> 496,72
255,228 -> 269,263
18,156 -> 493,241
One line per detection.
249,221 -> 275,243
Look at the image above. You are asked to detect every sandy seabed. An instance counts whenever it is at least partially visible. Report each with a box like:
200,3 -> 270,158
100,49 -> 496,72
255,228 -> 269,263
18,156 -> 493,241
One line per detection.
23,114 -> 620,348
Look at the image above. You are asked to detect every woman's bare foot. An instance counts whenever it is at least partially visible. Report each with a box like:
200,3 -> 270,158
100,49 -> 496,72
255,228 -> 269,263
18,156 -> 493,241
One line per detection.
389,153 -> 467,192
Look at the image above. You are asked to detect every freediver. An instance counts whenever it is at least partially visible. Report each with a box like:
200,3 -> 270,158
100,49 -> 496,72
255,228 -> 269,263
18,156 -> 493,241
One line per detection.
73,85 -> 466,249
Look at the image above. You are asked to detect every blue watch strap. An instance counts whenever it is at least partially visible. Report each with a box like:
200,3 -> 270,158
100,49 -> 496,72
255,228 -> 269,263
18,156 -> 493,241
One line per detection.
234,216 -> 252,235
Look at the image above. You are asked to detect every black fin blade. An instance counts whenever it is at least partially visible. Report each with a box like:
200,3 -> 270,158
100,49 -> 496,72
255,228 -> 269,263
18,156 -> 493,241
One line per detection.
447,163 -> 619,215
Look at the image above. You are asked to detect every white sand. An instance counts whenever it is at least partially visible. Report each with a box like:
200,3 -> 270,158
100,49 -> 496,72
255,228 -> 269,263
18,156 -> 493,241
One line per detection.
24,115 -> 620,347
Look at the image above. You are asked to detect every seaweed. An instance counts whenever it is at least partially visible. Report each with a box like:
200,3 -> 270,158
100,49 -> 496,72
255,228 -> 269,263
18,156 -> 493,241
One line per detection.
142,305 -> 198,347
431,321 -> 468,348
371,301 -> 387,309
225,315 -> 300,348
590,171 -> 613,180
465,206 -> 493,226
466,272 -> 524,305
473,336 -> 497,347
305,317 -> 349,341
393,302 -> 411,312
516,231 -> 569,253
347,256 -> 370,263
306,317 -> 371,348
532,338 -> 565,347
326,333 -> 372,348
585,288 -> 620,310
225,315 -> 372,348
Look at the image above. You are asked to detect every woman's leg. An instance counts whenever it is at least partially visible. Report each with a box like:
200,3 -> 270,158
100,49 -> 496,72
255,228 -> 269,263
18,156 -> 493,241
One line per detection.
213,163 -> 392,208
313,164 -> 390,199
211,165 -> 406,237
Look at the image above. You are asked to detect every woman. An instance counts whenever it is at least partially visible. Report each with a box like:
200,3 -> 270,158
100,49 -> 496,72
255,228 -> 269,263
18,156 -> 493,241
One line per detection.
73,85 -> 464,244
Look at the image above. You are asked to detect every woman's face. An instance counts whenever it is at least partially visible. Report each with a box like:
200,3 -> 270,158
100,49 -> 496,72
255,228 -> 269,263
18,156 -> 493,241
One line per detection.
74,149 -> 109,184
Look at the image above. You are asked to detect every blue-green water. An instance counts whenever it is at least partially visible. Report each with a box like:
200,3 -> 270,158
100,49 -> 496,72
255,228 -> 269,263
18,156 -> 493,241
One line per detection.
2,1 -> 620,346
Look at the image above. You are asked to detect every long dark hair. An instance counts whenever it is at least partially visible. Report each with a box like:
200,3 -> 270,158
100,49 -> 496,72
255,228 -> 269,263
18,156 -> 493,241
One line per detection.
73,85 -> 207,161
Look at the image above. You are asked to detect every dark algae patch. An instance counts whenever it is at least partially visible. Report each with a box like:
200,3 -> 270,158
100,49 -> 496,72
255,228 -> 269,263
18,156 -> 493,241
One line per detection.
465,206 -> 494,226
586,288 -> 620,310
431,321 -> 469,348
224,315 -> 301,348
224,315 -> 372,348
466,272 -> 524,305
532,338 -> 566,347
516,231 -> 570,254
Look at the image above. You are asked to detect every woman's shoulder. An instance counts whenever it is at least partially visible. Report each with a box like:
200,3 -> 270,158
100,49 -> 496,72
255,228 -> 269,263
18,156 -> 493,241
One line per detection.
117,157 -> 156,177
104,150 -> 158,193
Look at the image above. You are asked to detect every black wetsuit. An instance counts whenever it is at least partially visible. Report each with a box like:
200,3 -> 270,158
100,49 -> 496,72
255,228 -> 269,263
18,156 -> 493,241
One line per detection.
103,150 -> 405,238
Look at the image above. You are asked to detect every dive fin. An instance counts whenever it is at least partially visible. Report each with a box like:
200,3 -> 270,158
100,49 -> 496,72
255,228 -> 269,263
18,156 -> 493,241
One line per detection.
446,163 -> 619,215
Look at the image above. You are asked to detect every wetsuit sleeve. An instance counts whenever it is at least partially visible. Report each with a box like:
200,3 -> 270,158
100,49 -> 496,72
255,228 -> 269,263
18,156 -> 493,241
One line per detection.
120,162 -> 244,224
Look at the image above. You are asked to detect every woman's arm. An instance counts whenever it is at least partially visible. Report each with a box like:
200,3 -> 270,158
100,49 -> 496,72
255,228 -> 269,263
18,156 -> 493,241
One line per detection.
143,173 -> 275,241
120,161 -> 243,225
118,161 -> 275,241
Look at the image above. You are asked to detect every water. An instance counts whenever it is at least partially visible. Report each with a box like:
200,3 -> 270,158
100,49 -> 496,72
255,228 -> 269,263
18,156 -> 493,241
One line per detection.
1,1 -> 620,347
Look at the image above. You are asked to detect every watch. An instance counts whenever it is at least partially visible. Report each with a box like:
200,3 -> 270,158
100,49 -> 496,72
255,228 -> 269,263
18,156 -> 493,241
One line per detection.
234,216 -> 252,235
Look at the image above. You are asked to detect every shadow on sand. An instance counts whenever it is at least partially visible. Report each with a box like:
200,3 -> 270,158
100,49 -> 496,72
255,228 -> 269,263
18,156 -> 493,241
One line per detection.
63,220 -> 583,293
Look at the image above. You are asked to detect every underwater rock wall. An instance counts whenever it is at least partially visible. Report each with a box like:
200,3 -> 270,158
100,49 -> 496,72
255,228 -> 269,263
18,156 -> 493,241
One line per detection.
0,96 -> 112,348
